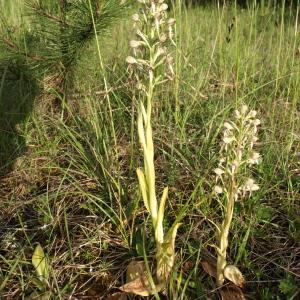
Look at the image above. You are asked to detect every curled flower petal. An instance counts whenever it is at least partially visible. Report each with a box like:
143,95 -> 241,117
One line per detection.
223,136 -> 235,144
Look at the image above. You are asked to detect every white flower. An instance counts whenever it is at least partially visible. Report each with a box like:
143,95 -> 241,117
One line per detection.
235,109 -> 241,119
214,185 -> 223,194
248,152 -> 260,164
159,33 -> 167,43
241,178 -> 259,192
132,14 -> 140,22
214,168 -> 224,176
126,56 -> 137,64
160,3 -> 168,11
157,47 -> 165,56
223,136 -> 235,144
249,110 -> 257,118
130,40 -> 141,48
253,119 -> 261,126
168,18 -> 175,25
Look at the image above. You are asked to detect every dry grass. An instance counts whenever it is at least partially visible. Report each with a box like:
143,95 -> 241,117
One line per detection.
1,1 -> 300,299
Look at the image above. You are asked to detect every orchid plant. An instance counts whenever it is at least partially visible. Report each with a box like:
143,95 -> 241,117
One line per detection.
121,0 -> 179,295
213,105 -> 261,287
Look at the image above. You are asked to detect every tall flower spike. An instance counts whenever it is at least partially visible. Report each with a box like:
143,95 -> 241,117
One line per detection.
121,0 -> 178,296
214,105 -> 261,287
126,0 -> 175,89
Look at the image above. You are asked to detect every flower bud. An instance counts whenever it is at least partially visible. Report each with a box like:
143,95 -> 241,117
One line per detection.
168,18 -> 176,26
160,3 -> 168,11
126,56 -> 137,64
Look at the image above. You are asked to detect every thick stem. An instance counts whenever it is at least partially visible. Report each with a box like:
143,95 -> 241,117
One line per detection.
216,179 -> 236,286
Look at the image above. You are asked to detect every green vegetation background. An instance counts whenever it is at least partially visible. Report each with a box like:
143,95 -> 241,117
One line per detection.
0,0 -> 299,299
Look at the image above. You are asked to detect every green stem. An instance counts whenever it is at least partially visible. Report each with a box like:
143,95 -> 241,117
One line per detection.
216,177 -> 236,286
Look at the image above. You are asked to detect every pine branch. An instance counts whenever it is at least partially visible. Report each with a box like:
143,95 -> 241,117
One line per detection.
1,0 -> 132,100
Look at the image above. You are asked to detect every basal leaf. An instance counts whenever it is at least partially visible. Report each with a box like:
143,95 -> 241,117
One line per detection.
32,243 -> 49,281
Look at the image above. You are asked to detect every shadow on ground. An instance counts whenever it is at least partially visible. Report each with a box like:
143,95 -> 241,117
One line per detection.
0,62 -> 38,177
